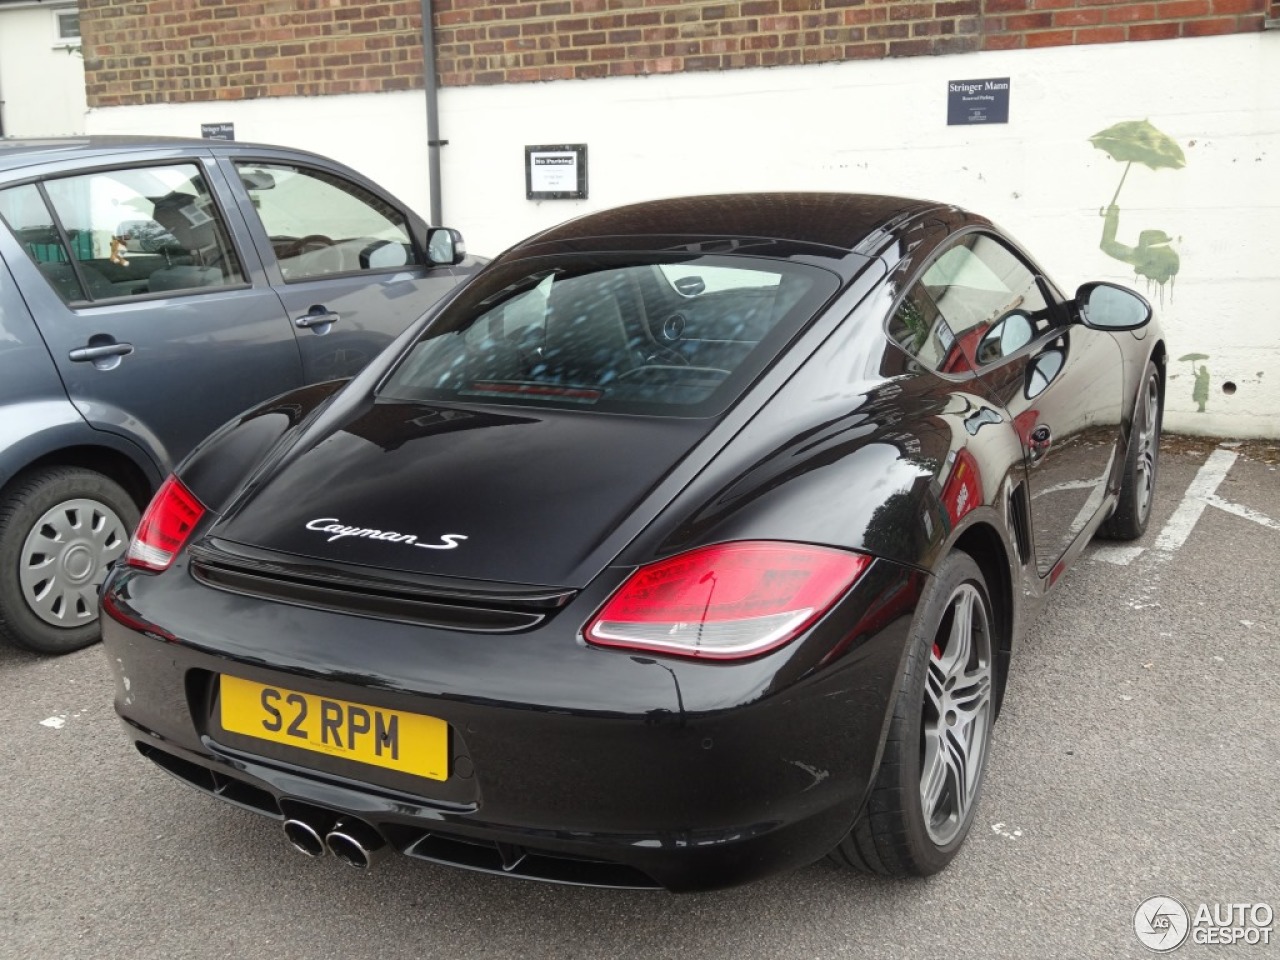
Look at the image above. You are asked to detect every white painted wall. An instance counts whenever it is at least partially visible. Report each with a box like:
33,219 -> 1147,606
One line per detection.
0,2 -> 86,136
85,33 -> 1280,437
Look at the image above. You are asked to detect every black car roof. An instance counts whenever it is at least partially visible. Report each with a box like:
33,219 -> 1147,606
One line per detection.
510,193 -> 953,259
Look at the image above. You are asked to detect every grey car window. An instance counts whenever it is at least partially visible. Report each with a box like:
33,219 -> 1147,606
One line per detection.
0,183 -> 87,302
235,163 -> 419,282
34,163 -> 245,303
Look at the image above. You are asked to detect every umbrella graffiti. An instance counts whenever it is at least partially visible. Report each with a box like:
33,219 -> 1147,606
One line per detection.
1091,119 -> 1187,204
1178,353 -> 1212,411
1090,119 -> 1185,302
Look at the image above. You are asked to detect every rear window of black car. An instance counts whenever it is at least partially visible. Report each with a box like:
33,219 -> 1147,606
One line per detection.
377,254 -> 840,417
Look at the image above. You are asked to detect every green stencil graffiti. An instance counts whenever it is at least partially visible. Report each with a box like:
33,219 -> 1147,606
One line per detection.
1179,353 -> 1211,412
1090,120 -> 1185,303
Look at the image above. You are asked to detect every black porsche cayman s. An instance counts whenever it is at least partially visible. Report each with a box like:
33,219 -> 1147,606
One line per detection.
101,194 -> 1164,892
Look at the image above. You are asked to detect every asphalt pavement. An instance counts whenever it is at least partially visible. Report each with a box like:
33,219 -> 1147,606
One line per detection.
2,439 -> 1277,960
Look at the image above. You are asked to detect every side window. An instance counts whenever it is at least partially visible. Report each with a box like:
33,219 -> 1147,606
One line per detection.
235,163 -> 420,282
5,164 -> 246,304
920,234 -> 1052,368
888,283 -> 970,374
0,183 -> 86,302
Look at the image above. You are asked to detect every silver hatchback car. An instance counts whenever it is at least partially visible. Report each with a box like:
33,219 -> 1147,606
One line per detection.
0,136 -> 473,654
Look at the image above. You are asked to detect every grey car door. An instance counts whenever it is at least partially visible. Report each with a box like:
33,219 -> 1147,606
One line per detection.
0,156 -> 304,471
218,156 -> 460,383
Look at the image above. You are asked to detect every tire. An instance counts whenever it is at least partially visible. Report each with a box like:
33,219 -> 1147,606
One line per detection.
0,467 -> 140,655
1098,360 -> 1162,541
830,551 -> 997,877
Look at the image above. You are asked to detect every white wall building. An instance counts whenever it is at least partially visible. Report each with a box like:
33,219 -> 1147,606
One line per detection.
85,31 -> 1280,437
0,0 -> 86,137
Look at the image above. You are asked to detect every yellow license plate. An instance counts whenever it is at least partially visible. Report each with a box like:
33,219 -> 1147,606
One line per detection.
219,675 -> 449,781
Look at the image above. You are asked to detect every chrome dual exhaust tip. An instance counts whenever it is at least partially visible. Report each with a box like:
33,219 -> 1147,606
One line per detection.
283,814 -> 385,868
324,818 -> 387,870
282,818 -> 326,858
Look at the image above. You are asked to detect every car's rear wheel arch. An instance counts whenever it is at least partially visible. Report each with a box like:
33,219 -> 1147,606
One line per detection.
17,445 -> 155,511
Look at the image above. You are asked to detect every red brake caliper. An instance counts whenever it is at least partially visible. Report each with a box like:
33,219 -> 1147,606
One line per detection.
932,642 -> 942,660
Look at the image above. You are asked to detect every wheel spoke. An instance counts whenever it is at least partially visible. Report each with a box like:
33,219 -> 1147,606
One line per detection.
943,730 -> 973,819
942,589 -> 974,676
951,671 -> 991,720
93,520 -> 129,558
925,658 -> 947,716
920,726 -> 949,823
77,585 -> 99,619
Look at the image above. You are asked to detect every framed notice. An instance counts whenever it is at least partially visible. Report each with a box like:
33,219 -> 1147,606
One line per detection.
946,78 -> 1010,126
526,144 -> 588,200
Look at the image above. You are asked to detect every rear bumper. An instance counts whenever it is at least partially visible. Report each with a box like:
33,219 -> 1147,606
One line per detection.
101,557 -> 924,892
120,724 -> 862,891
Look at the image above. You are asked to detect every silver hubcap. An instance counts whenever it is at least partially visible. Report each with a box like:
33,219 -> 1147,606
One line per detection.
920,583 -> 994,846
1135,374 -> 1161,522
19,498 -> 129,628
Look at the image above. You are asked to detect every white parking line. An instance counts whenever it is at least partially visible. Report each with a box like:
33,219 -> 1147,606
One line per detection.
1203,494 -> 1280,532
1092,545 -> 1146,566
1152,448 -> 1239,553
1092,447 -> 1240,566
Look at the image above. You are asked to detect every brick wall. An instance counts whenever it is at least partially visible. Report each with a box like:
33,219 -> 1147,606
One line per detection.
81,0 -> 1269,105
433,0 -> 1268,83
81,0 -> 427,106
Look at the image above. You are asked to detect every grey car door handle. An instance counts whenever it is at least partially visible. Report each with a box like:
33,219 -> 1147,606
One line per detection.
295,308 -> 341,330
69,342 -> 134,362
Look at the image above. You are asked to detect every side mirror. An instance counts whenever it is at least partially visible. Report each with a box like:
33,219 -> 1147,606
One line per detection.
1075,281 -> 1152,331
426,227 -> 466,266
975,310 -> 1034,366
359,239 -> 411,270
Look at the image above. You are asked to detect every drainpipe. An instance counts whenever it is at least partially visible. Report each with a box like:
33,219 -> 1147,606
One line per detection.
420,0 -> 445,226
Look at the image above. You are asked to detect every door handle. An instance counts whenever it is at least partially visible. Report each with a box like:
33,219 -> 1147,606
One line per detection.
69,342 -> 134,362
1028,424 -> 1053,463
295,307 -> 341,330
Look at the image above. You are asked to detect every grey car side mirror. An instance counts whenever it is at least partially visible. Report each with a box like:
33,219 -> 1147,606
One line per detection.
427,227 -> 466,266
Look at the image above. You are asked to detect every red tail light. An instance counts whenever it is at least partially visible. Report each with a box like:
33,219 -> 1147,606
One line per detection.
584,541 -> 871,661
126,475 -> 206,572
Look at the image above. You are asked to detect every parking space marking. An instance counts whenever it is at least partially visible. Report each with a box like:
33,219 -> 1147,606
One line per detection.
1092,545 -> 1146,565
1203,494 -> 1280,533
1152,448 -> 1239,554
1092,447 -> 1239,566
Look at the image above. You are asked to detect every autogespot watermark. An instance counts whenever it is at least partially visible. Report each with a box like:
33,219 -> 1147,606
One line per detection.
1134,896 -> 1275,952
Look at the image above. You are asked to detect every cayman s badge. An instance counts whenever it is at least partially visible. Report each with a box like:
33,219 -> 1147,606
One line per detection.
305,518 -> 467,551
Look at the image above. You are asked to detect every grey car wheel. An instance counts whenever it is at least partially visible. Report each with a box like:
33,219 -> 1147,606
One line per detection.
0,467 -> 140,655
19,496 -> 129,628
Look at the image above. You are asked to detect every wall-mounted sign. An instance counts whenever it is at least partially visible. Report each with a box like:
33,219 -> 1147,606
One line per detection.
526,144 -> 588,200
200,122 -> 235,141
947,78 -> 1010,126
